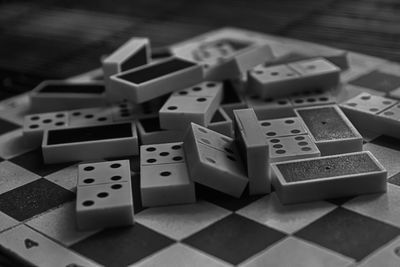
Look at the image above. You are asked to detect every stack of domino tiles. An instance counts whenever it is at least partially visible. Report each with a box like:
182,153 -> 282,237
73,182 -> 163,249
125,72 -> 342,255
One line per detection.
20,28 -> 388,231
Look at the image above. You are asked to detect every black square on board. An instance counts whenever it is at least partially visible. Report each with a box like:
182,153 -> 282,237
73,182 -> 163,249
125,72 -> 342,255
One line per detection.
106,154 -> 140,173
0,178 -> 74,221
183,213 -> 286,265
71,223 -> 173,267
349,70 -> 400,93
295,207 -> 400,261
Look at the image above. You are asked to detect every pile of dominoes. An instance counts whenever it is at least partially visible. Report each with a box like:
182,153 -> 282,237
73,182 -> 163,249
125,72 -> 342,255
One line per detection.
22,28 -> 393,232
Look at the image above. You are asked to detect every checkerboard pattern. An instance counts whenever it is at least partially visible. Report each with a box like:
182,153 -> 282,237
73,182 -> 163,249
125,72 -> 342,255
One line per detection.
1,40 -> 400,267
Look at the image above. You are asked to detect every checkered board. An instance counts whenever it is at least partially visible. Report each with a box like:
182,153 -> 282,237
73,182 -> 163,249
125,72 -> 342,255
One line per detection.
1,33 -> 400,267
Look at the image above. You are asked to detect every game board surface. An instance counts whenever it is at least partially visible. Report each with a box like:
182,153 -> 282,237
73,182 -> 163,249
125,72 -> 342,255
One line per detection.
1,29 -> 400,267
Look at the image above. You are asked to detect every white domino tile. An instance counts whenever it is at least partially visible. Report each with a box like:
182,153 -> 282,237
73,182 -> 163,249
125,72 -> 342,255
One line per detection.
342,93 -> 397,115
259,117 -> 308,138
268,134 -> 320,163
377,103 -> 400,121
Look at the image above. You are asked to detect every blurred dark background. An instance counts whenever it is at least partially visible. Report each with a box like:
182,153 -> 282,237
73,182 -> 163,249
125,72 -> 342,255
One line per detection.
0,0 -> 399,100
